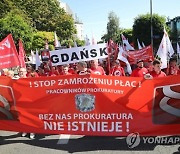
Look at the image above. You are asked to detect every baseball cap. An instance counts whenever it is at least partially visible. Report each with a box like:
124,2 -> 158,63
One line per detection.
137,59 -> 143,64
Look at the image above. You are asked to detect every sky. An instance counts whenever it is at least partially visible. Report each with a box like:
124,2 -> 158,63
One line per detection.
62,0 -> 180,42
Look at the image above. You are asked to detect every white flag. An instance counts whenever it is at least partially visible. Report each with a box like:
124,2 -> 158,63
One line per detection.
142,42 -> 145,48
54,31 -> 61,48
74,41 -> 77,47
137,39 -> 142,49
177,42 -> 180,56
92,35 -> 97,45
85,35 -> 90,46
30,50 -> 36,64
121,34 -> 134,51
118,45 -> 132,74
156,28 -> 174,69
35,49 -> 41,70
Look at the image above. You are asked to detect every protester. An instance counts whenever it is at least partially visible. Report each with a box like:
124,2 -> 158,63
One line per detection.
110,60 -> 125,76
166,58 -> 179,75
49,66 -> 59,76
26,65 -> 39,78
18,68 -> 27,78
76,61 -> 90,75
22,65 -> 36,139
145,59 -> 154,72
89,59 -> 106,75
37,66 -> 46,77
60,64 -> 72,75
144,59 -> 166,79
131,59 -> 148,77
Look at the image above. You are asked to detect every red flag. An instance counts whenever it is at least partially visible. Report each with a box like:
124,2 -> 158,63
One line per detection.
18,39 -> 26,68
0,34 -> 20,69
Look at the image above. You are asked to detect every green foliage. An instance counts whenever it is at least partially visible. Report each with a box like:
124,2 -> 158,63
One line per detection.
0,9 -> 34,51
119,28 -> 133,44
0,0 -> 77,52
9,0 -> 76,40
133,13 -> 166,50
32,31 -> 54,51
75,39 -> 85,47
106,11 -> 120,42
56,14 -> 76,40
0,0 -> 14,18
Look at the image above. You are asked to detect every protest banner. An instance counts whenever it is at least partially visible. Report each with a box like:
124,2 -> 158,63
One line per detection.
0,75 -> 179,136
127,45 -> 154,64
50,43 -> 108,66
0,34 -> 20,69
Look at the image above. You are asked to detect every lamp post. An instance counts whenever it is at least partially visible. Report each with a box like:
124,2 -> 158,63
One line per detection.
150,0 -> 153,51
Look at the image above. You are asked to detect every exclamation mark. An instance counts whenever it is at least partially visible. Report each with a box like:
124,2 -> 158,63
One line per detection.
126,122 -> 129,132
29,82 -> 32,87
138,81 -> 141,87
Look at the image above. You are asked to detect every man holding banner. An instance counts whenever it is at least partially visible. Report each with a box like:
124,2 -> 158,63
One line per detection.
131,59 -> 148,77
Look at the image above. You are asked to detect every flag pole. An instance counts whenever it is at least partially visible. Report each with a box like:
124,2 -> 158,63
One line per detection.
150,0 -> 154,52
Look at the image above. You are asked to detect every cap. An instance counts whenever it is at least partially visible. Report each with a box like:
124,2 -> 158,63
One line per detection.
137,59 -> 143,64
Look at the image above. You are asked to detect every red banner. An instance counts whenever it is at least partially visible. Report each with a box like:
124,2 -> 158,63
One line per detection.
127,45 -> 154,64
0,75 -> 179,136
0,34 -> 20,69
18,39 -> 26,68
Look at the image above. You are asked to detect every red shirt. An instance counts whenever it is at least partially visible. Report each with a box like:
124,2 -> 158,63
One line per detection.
60,72 -> 72,75
110,66 -> 125,76
68,68 -> 75,74
131,67 -> 148,77
26,72 -> 39,78
150,71 -> 166,78
90,66 -> 106,75
166,66 -> 179,75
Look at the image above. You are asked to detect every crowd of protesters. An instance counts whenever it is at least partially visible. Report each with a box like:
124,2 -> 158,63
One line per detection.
0,57 -> 179,139
1,57 -> 180,80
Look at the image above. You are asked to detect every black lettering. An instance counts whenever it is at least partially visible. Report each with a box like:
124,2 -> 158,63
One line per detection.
51,55 -> 59,63
61,53 -> 69,62
90,49 -> 97,57
80,48 -> 89,59
71,52 -> 79,61
100,47 -> 108,56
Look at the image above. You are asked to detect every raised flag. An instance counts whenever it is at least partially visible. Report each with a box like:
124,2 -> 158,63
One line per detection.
35,49 -> 41,70
142,42 -> 146,48
118,45 -> 132,74
177,42 -> 180,56
18,39 -> 26,68
156,28 -> 174,69
74,41 -> 77,47
30,50 -> 36,64
92,35 -> 97,45
54,32 -> 61,48
85,35 -> 90,46
0,34 -> 20,69
121,34 -> 134,51
137,39 -> 142,49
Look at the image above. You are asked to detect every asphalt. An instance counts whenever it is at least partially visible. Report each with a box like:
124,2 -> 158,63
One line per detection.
0,131 -> 179,154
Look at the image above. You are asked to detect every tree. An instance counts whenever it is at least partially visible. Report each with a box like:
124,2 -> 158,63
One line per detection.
106,11 -> 120,42
0,9 -> 34,51
32,31 -> 54,51
9,0 -> 76,40
55,13 -> 77,41
133,13 -> 167,51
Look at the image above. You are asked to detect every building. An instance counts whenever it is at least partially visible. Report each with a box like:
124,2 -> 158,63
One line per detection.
59,1 -> 84,40
59,1 -> 73,16
167,16 -> 180,44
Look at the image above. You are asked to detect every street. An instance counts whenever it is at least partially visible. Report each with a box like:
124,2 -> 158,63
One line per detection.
0,131 -> 179,154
